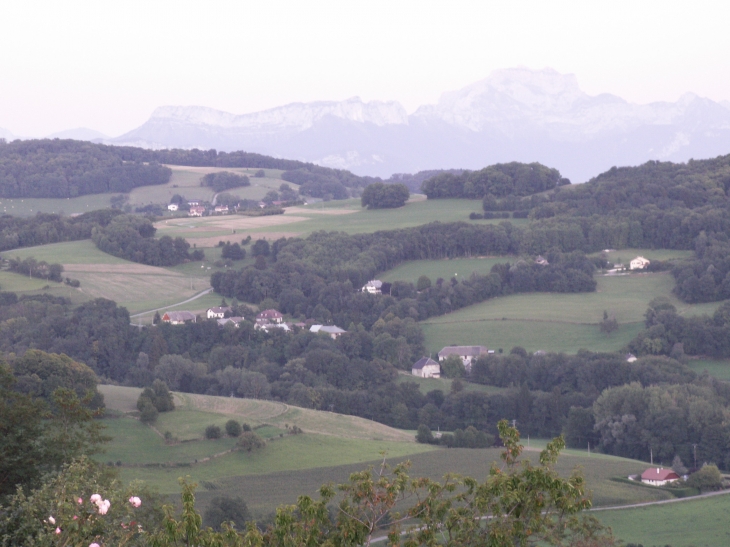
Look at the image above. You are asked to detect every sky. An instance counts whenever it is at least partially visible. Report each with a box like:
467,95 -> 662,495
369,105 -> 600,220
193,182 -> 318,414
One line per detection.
1,0 -> 729,138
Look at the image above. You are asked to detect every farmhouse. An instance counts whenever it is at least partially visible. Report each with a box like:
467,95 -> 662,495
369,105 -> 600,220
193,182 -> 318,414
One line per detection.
255,322 -> 291,333
630,256 -> 651,270
167,203 -> 179,211
626,353 -> 638,363
310,324 -> 347,339
412,357 -> 440,379
362,280 -> 383,294
535,255 -> 549,266
214,205 -> 229,214
161,311 -> 196,325
217,316 -> 243,328
207,306 -> 231,319
256,309 -> 283,324
438,345 -> 489,370
189,205 -> 205,217
640,468 -> 680,486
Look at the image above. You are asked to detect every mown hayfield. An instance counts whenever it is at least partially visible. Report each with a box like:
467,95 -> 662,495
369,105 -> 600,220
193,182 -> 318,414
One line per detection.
128,166 -> 290,207
381,257 -> 511,284
190,443 -> 670,517
420,273 -> 726,354
4,239 -> 129,264
596,492 -> 730,547
422,320 -> 644,355
0,194 -> 115,217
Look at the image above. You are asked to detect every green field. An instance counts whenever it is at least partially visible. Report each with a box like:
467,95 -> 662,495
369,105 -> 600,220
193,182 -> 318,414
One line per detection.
420,273 -> 727,354
686,358 -> 730,381
591,247 -> 695,264
0,194 -> 116,217
381,257 -> 510,284
4,239 -> 129,264
99,386 -> 673,518
128,166 -> 291,207
596,493 -> 730,547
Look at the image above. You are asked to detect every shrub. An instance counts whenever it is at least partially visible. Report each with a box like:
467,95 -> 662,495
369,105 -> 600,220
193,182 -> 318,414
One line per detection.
225,420 -> 242,437
237,431 -> 265,452
205,425 -> 222,440
203,495 -> 251,531
139,401 -> 158,424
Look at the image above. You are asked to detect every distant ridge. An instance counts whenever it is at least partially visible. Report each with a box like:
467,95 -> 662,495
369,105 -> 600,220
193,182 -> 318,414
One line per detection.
109,67 -> 730,182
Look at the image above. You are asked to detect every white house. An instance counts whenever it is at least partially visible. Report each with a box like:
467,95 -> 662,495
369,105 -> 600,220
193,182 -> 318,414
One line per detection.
207,306 -> 231,319
411,357 -> 441,379
362,280 -> 383,295
167,203 -> 179,211
255,322 -> 291,333
630,256 -> 651,270
161,311 -> 196,325
438,346 -> 489,371
214,205 -> 229,214
310,325 -> 347,339
640,468 -> 680,486
626,353 -> 638,363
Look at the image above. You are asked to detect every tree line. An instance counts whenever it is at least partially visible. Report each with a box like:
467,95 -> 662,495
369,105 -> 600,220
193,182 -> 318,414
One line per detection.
91,214 -> 203,266
201,171 -> 251,192
0,139 -> 171,197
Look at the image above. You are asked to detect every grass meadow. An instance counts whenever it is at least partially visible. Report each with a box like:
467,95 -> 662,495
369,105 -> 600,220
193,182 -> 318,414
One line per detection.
98,386 -> 671,517
0,194 -> 115,217
686,358 -> 730,381
420,273 -> 727,355
596,493 -> 730,547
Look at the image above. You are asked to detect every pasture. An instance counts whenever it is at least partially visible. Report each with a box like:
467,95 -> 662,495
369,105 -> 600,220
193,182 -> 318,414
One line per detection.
686,358 -> 730,381
0,194 -> 115,217
420,273 -> 726,354
128,165 -> 291,207
596,492 -> 730,547
98,386 -> 671,517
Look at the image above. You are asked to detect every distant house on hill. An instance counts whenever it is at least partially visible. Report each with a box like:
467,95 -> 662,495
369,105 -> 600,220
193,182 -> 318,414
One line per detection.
167,203 -> 179,211
626,353 -> 638,363
412,357 -> 440,379
256,309 -> 283,324
255,322 -> 291,333
362,280 -> 383,295
535,255 -> 549,266
189,205 -> 205,217
161,311 -> 196,325
310,324 -> 347,339
207,306 -> 231,319
640,468 -> 680,486
214,205 -> 229,214
438,345 -> 489,371
630,256 -> 651,270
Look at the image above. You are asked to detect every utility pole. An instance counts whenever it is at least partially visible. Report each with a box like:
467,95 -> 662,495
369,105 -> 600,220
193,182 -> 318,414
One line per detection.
650,448 -> 653,465
693,443 -> 698,470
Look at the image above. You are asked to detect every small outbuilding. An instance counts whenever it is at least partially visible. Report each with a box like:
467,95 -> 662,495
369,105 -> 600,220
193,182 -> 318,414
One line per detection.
161,311 -> 196,325
412,357 -> 441,379
310,325 -> 347,339
630,256 -> 651,270
640,468 -> 680,486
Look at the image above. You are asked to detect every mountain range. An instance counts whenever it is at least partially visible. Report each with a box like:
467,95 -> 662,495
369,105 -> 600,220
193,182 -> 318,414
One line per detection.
5,68 -> 730,182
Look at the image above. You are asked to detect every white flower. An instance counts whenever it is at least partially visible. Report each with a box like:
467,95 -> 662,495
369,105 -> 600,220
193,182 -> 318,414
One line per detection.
129,496 -> 142,508
90,494 -> 101,504
97,500 -> 110,515
48,516 -> 55,525
55,527 -> 61,534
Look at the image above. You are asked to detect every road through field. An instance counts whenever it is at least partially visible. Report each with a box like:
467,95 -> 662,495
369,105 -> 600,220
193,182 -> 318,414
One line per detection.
129,287 -> 213,319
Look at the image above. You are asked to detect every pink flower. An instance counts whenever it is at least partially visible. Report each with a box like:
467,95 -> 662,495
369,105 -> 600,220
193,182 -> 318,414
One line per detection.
48,516 -> 56,525
90,543 -> 100,547
90,494 -> 101,504
55,527 -> 61,534
128,496 -> 141,507
73,515 -> 78,520
97,500 -> 110,515
78,497 -> 83,504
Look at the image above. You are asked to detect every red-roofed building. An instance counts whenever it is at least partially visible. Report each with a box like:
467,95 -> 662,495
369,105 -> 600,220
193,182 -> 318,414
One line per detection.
640,468 -> 680,486
256,309 -> 283,324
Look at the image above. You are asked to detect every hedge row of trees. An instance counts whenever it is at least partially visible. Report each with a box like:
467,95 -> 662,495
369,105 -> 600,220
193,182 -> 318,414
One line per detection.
201,171 -> 250,192
91,214 -> 203,266
422,162 -> 569,198
0,139 -> 171,197
360,182 -> 409,209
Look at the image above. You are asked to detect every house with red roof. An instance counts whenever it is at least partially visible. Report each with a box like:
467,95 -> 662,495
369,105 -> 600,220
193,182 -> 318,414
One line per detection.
640,468 -> 680,486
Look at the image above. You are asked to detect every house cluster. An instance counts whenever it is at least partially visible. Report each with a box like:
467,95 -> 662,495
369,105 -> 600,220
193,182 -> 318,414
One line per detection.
160,306 -> 348,337
607,256 -> 651,273
411,345 -> 493,378
167,201 -> 231,217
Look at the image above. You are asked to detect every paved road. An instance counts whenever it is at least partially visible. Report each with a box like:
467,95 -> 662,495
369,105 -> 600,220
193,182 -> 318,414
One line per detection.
129,287 -> 213,320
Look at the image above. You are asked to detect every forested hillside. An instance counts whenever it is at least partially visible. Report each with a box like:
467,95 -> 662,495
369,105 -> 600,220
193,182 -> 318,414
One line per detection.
0,140 -> 171,197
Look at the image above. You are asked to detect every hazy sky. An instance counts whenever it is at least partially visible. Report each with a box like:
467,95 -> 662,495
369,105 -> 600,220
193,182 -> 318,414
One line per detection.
2,0 -> 729,137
